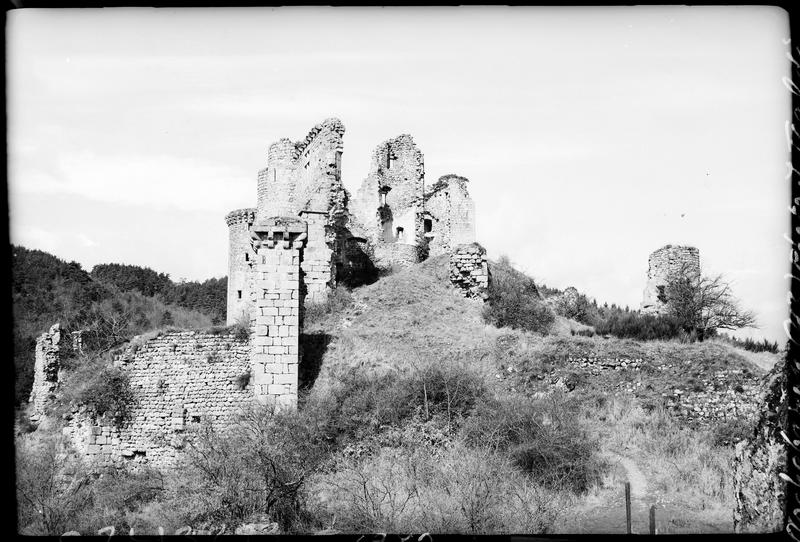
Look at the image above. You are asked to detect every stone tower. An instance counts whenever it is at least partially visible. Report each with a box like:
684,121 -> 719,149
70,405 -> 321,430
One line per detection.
225,208 -> 256,325
641,244 -> 701,314
248,216 -> 307,409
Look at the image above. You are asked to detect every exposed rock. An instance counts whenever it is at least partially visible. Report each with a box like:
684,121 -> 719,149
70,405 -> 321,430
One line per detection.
732,356 -> 787,532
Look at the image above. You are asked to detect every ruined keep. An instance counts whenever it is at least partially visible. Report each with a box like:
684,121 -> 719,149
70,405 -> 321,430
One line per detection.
227,119 -> 478,323
641,244 -> 700,314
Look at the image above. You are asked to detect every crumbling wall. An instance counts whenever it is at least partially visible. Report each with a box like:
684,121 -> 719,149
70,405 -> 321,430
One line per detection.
247,119 -> 345,306
353,134 -> 425,270
424,175 -> 476,257
62,331 -> 251,469
641,245 -> 700,314
732,358 -> 787,532
289,119 -> 345,214
226,208 -> 256,325
29,323 -> 66,422
450,243 -> 489,299
300,211 -> 334,305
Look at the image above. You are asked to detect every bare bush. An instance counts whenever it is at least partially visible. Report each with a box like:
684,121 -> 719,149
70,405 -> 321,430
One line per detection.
178,403 -> 328,531
664,262 -> 757,340
16,435 -> 93,535
315,444 -> 571,534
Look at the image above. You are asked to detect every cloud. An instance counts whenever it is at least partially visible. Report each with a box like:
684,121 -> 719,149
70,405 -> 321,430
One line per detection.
10,151 -> 252,213
77,233 -> 97,247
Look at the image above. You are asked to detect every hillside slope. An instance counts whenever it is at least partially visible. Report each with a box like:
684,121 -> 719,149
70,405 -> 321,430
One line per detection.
301,255 -> 775,533
306,255 -> 769,403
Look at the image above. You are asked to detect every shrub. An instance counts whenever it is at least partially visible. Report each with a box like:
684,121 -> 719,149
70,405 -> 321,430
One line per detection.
310,362 -> 487,445
717,334 -> 781,354
235,371 -> 251,390
16,435 -> 94,535
711,417 -> 754,446
179,403 -> 329,531
460,392 -> 603,493
63,360 -> 136,425
483,261 -> 554,334
315,444 -> 571,534
594,312 -> 682,341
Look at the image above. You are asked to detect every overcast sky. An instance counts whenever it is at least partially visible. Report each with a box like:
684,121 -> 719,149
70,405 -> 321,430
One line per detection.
7,6 -> 791,343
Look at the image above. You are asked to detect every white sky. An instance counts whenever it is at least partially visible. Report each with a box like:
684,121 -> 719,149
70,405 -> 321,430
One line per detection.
7,6 -> 791,343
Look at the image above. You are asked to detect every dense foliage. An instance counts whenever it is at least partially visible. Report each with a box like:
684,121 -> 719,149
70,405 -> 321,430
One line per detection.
483,258 -> 555,334
91,263 -> 227,324
593,311 -> 683,341
716,333 -> 781,354
12,245 -> 219,405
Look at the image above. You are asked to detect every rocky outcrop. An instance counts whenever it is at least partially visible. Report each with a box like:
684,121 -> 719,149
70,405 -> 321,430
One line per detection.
732,356 -> 787,532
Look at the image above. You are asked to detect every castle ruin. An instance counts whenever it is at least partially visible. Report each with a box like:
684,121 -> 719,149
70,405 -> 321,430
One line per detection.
30,118 -> 483,470
226,119 -> 477,325
641,244 -> 700,315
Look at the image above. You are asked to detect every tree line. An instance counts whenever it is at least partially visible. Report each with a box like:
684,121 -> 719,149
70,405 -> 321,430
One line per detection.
12,245 -> 227,405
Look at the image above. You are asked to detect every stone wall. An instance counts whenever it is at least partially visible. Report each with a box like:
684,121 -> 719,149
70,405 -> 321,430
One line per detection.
424,175 -> 476,257
538,355 -> 766,424
449,243 -> 489,300
641,245 -> 700,314
227,117 -> 481,319
300,211 -> 334,305
256,118 -> 345,221
29,323 -> 67,422
353,134 -> 425,270
371,242 -> 422,269
61,331 -> 251,469
234,119 -> 346,316
226,208 -> 256,325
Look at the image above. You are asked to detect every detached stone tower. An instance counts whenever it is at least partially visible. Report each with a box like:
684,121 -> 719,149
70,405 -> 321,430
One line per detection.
641,244 -> 700,314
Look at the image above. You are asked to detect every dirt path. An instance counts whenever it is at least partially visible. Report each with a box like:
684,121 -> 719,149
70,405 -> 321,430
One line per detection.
616,455 -> 647,499
566,454 -> 729,534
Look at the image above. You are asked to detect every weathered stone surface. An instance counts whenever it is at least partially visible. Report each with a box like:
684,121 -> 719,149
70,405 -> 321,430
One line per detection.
58,331 -> 252,470
449,243 -> 489,300
424,174 -> 476,257
641,244 -> 700,315
29,323 -> 66,422
226,208 -> 256,325
732,356 -> 787,532
248,216 -> 306,410
226,118 -> 480,319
